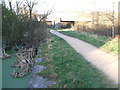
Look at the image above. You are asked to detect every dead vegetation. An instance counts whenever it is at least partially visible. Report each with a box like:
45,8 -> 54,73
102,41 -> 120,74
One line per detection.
0,49 -> 11,59
11,47 -> 35,78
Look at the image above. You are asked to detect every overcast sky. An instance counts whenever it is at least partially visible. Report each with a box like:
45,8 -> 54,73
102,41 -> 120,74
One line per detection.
36,0 -> 119,13
3,0 -> 120,14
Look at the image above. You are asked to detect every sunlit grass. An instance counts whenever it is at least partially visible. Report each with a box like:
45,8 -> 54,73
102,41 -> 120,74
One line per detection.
100,38 -> 119,55
37,32 -> 113,88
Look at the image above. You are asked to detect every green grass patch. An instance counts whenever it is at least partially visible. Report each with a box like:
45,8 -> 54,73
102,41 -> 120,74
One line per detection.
51,28 -> 64,31
101,39 -> 119,55
59,31 -> 118,55
37,32 -> 114,88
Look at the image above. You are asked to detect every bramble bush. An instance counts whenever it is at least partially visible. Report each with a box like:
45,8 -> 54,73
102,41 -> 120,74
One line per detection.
2,4 -> 47,51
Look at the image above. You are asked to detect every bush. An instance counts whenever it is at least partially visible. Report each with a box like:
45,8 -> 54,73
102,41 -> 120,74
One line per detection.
2,5 -> 47,50
59,22 -> 72,29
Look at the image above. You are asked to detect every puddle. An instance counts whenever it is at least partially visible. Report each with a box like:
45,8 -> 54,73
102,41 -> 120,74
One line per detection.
34,57 -> 42,63
2,51 -> 30,88
29,74 -> 55,88
28,50 -> 55,88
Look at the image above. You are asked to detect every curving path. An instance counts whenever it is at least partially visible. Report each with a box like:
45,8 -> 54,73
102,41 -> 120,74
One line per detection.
50,30 -> 118,85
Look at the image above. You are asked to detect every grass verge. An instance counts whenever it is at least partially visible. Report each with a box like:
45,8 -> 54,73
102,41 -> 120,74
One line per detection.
50,28 -> 64,31
37,32 -> 113,88
59,31 -> 118,55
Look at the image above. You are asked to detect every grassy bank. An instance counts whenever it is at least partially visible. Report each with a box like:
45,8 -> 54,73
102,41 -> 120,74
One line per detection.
59,31 -> 118,55
37,32 -> 113,88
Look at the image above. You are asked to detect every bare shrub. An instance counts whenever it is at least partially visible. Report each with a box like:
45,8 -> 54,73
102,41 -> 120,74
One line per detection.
60,22 -> 72,29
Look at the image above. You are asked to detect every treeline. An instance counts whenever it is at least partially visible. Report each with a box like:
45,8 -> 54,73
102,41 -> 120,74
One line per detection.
2,4 -> 48,51
74,11 -> 118,37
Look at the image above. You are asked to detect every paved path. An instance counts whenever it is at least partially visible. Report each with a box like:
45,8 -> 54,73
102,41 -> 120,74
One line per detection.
50,30 -> 118,85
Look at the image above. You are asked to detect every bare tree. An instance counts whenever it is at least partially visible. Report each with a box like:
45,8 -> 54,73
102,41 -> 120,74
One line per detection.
8,0 -> 12,12
25,0 -> 38,18
16,0 -> 23,15
112,1 -> 115,38
2,0 -> 6,6
39,10 -> 52,21
104,1 -> 115,37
